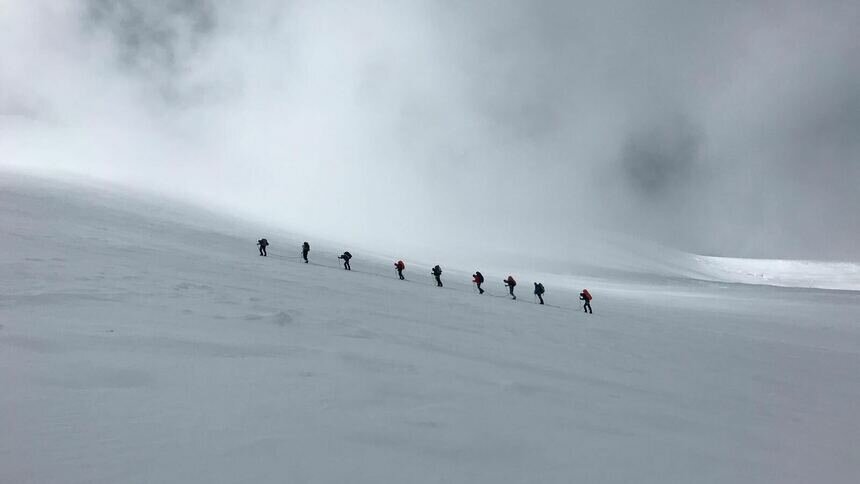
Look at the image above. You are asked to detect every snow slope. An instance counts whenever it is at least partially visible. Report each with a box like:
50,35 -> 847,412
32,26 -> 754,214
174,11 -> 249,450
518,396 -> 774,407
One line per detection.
690,255 -> 860,291
2,176 -> 859,484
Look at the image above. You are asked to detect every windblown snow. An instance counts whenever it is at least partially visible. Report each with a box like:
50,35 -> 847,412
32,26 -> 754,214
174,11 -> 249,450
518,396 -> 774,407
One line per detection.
2,176 -> 859,484
691,255 -> 860,291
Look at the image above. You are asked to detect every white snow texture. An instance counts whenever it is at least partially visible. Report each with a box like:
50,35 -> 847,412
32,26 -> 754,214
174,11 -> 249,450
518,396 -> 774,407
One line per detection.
2,175 -> 859,484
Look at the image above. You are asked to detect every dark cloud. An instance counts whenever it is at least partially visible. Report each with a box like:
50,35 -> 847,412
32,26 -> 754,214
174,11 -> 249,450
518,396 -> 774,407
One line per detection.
621,114 -> 702,199
82,0 -> 219,104
84,0 -> 216,70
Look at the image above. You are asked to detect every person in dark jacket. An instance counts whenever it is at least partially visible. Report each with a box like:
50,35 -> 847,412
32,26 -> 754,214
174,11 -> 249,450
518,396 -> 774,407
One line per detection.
534,282 -> 545,305
257,238 -> 269,256
338,251 -> 352,270
472,271 -> 485,294
504,276 -> 517,300
431,265 -> 443,287
301,242 -> 310,263
579,289 -> 592,313
394,260 -> 406,280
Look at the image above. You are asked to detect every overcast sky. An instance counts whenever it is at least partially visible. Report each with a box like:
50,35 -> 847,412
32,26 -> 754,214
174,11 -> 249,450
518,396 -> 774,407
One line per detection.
2,0 -> 858,260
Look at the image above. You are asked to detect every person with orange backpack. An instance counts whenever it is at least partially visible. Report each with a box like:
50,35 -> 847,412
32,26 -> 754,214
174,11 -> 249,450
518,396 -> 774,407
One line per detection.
579,289 -> 592,313
503,275 -> 517,300
394,260 -> 406,280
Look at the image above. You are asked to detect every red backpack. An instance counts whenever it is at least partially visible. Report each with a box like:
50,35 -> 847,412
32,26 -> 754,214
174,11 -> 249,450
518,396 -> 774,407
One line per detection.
395,260 -> 405,270
582,289 -> 592,301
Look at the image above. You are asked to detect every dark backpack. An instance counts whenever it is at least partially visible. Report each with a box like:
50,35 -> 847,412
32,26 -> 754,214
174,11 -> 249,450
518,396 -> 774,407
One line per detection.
260,238 -> 268,246
343,251 -> 352,260
535,283 -> 545,295
433,265 -> 442,275
476,272 -> 484,283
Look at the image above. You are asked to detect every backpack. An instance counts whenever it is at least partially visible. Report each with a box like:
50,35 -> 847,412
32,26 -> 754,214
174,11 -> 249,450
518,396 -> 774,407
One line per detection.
507,276 -> 516,287
396,260 -> 405,270
582,289 -> 592,301
535,283 -> 544,295
343,251 -> 352,260
303,242 -> 309,250
260,238 -> 268,246
475,272 -> 484,283
433,265 -> 442,275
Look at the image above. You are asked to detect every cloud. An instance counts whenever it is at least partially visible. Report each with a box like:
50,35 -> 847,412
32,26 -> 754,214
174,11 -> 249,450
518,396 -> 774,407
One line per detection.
621,114 -> 702,198
1,0 -> 858,260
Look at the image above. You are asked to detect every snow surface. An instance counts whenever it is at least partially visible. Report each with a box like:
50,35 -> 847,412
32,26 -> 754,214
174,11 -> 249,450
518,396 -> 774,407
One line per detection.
691,255 -> 860,291
2,176 -> 859,484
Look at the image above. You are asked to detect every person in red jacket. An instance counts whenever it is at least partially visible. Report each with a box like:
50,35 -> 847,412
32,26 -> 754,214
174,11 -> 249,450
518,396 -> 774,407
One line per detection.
579,289 -> 592,313
394,260 -> 406,280
504,275 -> 517,300
472,271 -> 485,294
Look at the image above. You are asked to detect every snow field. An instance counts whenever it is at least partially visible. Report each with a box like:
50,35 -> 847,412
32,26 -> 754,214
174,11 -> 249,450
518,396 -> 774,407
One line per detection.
2,179 -> 859,483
